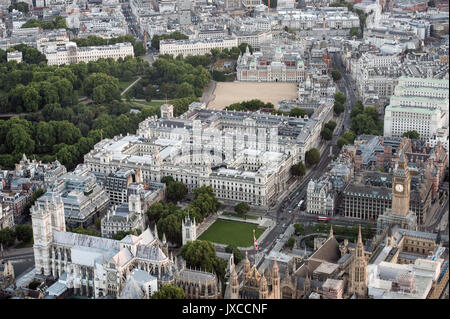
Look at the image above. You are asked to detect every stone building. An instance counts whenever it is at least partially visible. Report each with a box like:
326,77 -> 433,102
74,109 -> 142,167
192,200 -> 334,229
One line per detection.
31,195 -> 219,299
83,107 -> 326,209
307,177 -> 335,216
237,46 -> 306,82
101,194 -> 147,239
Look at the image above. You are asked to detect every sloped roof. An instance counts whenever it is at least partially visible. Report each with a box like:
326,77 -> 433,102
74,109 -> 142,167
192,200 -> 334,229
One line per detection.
119,277 -> 144,299
136,245 -> 167,262
53,230 -> 120,251
112,248 -> 134,267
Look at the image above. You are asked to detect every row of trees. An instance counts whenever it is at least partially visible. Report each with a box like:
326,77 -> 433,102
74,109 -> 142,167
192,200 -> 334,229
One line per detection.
21,16 -> 67,30
320,120 -> 337,141
0,225 -> 33,247
225,99 -> 274,112
151,31 -> 189,50
333,91 -> 346,115
72,35 -> 146,57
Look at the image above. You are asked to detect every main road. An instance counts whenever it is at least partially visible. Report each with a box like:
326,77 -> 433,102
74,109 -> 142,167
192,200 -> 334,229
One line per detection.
243,55 -> 362,262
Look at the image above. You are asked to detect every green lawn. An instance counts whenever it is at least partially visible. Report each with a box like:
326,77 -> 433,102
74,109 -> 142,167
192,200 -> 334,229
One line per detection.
198,219 -> 265,247
222,212 -> 258,220
130,100 -> 166,109
118,77 -> 139,91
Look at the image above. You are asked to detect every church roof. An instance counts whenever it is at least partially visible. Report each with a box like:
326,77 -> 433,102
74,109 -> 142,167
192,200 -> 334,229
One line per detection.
119,277 -> 144,299
53,230 -> 120,251
178,268 -> 217,282
136,245 -> 167,262
137,228 -> 155,245
120,234 -> 141,245
112,248 -> 134,267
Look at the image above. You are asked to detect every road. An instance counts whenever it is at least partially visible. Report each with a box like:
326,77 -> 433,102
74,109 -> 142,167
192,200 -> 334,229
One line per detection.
240,55 -> 362,263
331,52 -> 358,131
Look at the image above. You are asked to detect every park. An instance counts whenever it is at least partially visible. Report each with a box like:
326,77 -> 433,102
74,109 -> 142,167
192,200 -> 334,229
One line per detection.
198,219 -> 266,247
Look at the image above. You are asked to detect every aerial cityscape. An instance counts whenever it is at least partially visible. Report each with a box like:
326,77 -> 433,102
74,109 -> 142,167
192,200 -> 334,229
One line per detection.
0,0 -> 448,303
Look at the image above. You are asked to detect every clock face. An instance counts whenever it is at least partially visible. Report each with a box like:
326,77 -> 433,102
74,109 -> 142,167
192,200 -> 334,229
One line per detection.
395,184 -> 404,193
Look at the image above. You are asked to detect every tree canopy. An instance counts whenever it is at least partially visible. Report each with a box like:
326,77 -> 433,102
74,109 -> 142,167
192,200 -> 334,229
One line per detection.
402,130 -> 420,139
21,16 -> 68,30
234,202 -> 250,219
151,284 -> 185,299
180,240 -> 227,282
151,31 -> 189,50
291,161 -> 306,177
225,99 -> 274,112
8,2 -> 29,13
305,148 -> 320,167
331,69 -> 342,81
289,107 -> 308,118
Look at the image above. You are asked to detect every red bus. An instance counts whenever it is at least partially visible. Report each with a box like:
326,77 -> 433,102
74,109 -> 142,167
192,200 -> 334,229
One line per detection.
317,216 -> 330,223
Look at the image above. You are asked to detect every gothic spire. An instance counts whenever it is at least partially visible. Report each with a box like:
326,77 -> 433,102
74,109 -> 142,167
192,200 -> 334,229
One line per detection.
357,225 -> 363,245
329,224 -> 334,239
154,223 -> 159,240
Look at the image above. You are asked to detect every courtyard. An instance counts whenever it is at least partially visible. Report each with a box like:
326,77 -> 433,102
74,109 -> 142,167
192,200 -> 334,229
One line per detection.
208,82 -> 298,110
198,219 -> 266,247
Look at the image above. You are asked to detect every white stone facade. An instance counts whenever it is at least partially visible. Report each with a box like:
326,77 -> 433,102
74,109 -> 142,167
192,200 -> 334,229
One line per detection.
82,108 -> 318,208
159,38 -> 238,57
306,178 -> 335,216
384,77 -> 449,140
45,42 -> 134,66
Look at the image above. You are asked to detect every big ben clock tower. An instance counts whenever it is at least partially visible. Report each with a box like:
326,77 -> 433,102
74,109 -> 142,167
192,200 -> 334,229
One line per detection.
391,152 -> 411,217
377,151 -> 417,235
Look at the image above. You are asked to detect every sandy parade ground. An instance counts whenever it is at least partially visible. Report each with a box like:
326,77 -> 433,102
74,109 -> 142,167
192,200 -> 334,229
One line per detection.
208,82 -> 298,110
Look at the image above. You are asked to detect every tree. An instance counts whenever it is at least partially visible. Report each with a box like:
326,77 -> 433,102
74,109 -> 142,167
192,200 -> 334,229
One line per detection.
15,225 -> 33,243
151,284 -> 185,299
8,2 -> 29,13
350,27 -> 359,37
225,245 -> 243,265
0,228 -> 16,247
334,101 -> 345,115
289,107 -> 308,118
305,148 -> 320,167
291,161 -> 306,177
161,176 -> 175,185
294,223 -> 305,236
157,214 -> 183,245
112,230 -> 134,240
331,69 -> 342,81
320,127 -> 333,140
334,91 -> 346,104
180,240 -> 219,274
234,202 -> 250,219
167,181 -> 188,202
325,121 -> 337,132
286,237 -> 296,249
402,130 -> 420,139
70,227 -> 100,237
238,43 -> 253,54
